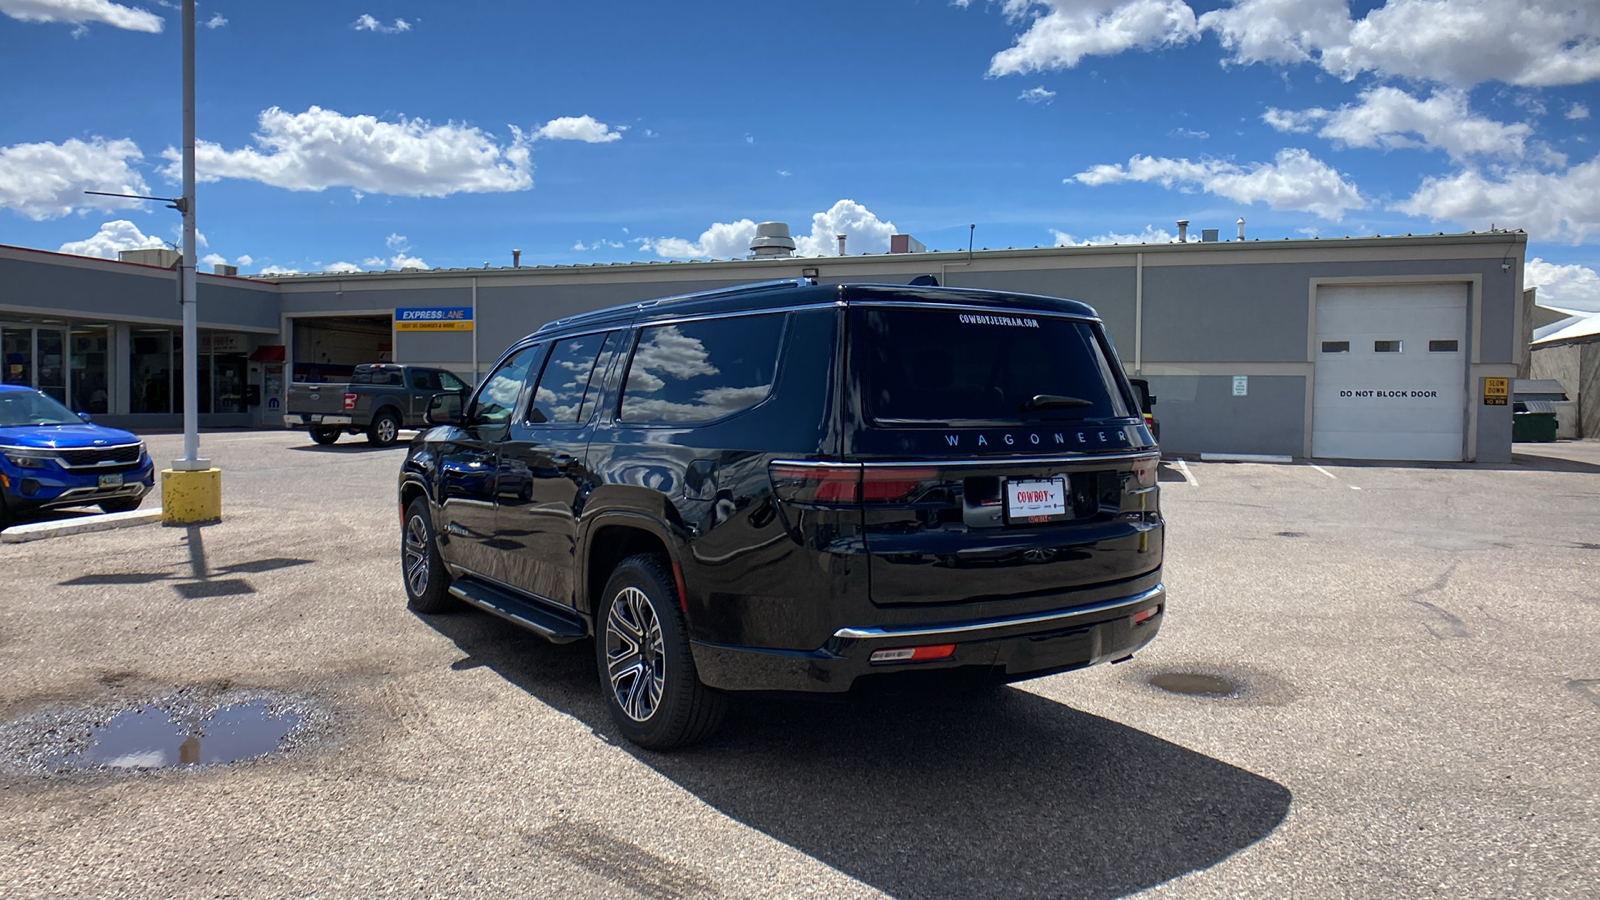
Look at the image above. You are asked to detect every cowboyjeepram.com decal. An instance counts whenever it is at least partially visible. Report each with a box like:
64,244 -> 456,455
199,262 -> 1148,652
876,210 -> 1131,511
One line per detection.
957,313 -> 1041,328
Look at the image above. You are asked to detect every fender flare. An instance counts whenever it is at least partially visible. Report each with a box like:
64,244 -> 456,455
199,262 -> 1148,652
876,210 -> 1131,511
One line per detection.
576,509 -> 689,619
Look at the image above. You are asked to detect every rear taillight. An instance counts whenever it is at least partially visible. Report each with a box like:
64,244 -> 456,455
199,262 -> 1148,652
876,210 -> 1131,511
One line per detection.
769,463 -> 860,505
343,393 -> 357,410
1130,456 -> 1158,488
768,463 -> 939,506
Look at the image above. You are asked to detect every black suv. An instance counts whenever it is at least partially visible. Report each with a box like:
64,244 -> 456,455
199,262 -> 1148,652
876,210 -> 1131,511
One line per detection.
399,280 -> 1164,749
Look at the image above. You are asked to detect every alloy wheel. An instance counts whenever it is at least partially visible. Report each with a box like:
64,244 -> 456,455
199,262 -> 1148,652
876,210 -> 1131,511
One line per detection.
605,586 -> 666,722
403,514 -> 431,596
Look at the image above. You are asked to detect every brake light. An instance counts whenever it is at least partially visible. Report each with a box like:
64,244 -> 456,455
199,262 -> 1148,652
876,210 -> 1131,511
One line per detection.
1130,457 -> 1158,488
860,467 -> 938,503
343,393 -> 357,410
769,463 -> 861,504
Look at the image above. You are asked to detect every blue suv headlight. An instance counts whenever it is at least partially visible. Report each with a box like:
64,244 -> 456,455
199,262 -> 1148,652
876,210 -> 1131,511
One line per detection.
1,447 -> 57,469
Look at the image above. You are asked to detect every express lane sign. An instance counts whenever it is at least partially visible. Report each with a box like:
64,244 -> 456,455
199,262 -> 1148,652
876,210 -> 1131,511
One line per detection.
395,307 -> 473,332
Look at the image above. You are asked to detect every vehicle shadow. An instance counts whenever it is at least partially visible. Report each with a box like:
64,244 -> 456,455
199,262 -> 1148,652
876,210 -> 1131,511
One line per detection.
421,610 -> 1293,899
286,441 -> 411,453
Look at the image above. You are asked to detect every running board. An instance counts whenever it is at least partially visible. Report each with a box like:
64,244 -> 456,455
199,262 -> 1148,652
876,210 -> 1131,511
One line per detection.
448,579 -> 588,644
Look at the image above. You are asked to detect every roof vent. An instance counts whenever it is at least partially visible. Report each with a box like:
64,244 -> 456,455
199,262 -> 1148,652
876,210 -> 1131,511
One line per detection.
1201,228 -> 1219,243
890,234 -> 926,254
118,248 -> 181,269
749,222 -> 796,259
213,263 -> 238,276
1176,220 -> 1189,243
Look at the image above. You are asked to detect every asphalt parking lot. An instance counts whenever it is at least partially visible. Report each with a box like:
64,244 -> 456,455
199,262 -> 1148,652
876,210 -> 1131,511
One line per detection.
1,430 -> 1598,899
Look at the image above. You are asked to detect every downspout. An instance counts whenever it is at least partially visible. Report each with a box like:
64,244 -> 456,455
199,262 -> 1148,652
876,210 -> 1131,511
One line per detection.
1134,252 -> 1144,375
471,276 -> 479,384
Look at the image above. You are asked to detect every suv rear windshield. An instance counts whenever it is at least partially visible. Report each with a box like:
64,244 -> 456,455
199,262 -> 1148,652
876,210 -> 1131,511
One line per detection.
853,307 -> 1131,425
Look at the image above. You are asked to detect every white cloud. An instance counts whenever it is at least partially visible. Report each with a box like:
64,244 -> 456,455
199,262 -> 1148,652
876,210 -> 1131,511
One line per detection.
532,115 -> 623,143
236,254 -> 254,267
1072,148 -> 1366,221
795,199 -> 898,256
1019,86 -> 1057,103
0,136 -> 151,221
1527,258 -> 1600,312
1569,103 -> 1592,121
257,265 -> 300,276
1264,87 -> 1533,161
203,11 -> 224,28
1052,225 -> 1177,245
166,106 -> 533,197
57,219 -> 165,258
988,0 -> 1200,74
639,219 -> 758,259
777,169 -> 792,177
638,200 -> 899,260
0,0 -> 163,32
1396,156 -> 1600,243
1173,127 -> 1209,139
324,261 -> 362,274
385,232 -> 408,252
201,252 -> 226,266
352,14 -> 409,33
573,239 -> 623,251
1204,0 -> 1600,88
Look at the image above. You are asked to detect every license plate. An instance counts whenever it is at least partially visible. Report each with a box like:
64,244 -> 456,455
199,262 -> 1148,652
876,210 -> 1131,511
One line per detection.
98,473 -> 123,488
1006,477 -> 1067,523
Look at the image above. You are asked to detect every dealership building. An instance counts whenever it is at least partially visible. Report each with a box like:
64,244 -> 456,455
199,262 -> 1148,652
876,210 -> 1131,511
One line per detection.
0,224 -> 1530,463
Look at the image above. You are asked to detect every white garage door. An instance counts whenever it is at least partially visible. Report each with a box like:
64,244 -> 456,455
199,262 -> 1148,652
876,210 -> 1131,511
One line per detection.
1312,284 -> 1468,461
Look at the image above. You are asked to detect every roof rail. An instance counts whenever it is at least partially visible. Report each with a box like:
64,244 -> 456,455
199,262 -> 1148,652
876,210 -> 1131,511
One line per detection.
535,278 -> 816,333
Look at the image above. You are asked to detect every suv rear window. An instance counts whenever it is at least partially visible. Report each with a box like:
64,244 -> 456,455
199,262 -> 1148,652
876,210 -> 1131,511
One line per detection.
618,314 -> 785,424
853,307 -> 1130,425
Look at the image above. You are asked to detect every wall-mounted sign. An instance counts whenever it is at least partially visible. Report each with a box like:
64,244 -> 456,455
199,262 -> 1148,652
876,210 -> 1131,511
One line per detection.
395,306 -> 473,332
1482,376 -> 1509,406
1232,375 -> 1248,396
201,333 -> 248,354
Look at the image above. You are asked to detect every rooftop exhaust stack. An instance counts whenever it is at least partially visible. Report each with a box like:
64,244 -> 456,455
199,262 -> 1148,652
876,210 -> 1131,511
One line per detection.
1176,220 -> 1189,243
1237,218 -> 1245,241
837,233 -> 848,256
749,222 -> 796,259
512,249 -> 521,268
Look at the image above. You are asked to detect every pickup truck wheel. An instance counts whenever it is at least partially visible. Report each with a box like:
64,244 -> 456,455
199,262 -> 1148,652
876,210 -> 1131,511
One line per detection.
402,497 -> 455,613
368,411 -> 401,447
309,426 -> 340,445
597,554 -> 726,750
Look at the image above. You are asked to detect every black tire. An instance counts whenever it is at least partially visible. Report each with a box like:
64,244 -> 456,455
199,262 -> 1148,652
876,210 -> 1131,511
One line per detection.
309,426 -> 340,445
596,554 -> 726,750
368,410 -> 401,447
99,496 -> 144,514
402,497 -> 455,613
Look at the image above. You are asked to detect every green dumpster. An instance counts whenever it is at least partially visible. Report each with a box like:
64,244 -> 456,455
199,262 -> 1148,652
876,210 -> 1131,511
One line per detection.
1512,411 -> 1558,442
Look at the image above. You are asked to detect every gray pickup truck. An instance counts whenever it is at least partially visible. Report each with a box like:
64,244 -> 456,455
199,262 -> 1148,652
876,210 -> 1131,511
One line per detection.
284,363 -> 470,446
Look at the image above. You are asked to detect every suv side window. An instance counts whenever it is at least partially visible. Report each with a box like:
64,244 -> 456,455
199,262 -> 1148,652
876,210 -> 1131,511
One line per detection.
411,371 -> 440,391
468,346 -> 540,440
527,333 -> 611,425
438,371 -> 467,392
618,314 -> 785,424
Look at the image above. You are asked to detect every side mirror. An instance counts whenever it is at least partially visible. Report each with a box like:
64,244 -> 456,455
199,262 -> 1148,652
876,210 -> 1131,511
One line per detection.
78,411 -> 93,423
426,392 -> 463,426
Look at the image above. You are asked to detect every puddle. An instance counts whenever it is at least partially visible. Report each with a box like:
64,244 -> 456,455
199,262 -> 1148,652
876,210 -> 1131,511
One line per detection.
66,701 -> 300,769
0,689 -> 321,777
1148,672 -> 1241,697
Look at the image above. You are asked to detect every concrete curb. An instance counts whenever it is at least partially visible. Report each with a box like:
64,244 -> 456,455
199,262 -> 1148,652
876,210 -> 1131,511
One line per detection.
1199,453 -> 1295,464
1,509 -> 165,544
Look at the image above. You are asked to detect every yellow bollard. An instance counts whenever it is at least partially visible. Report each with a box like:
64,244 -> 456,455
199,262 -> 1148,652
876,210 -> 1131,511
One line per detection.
161,468 -> 222,525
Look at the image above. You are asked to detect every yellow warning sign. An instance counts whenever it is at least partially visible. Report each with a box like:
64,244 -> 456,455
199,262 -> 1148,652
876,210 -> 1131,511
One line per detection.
1482,376 -> 1509,405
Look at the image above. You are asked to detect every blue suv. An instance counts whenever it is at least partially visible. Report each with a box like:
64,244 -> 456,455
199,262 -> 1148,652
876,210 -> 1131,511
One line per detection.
0,385 -> 154,527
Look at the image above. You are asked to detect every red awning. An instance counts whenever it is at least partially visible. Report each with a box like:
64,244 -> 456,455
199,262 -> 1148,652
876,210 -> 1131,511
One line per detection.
248,344 -> 285,362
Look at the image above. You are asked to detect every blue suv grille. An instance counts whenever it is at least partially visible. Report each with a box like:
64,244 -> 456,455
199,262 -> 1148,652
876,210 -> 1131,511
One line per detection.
56,444 -> 142,469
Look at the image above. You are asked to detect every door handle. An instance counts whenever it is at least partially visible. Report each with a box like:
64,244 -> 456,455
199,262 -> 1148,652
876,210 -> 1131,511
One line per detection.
551,453 -> 576,468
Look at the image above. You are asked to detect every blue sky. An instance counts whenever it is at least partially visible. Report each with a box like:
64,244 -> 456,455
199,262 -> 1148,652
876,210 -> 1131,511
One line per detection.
2,0 -> 1598,309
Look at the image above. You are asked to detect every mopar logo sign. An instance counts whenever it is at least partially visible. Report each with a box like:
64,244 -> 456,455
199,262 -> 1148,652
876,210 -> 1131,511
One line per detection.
395,307 -> 473,332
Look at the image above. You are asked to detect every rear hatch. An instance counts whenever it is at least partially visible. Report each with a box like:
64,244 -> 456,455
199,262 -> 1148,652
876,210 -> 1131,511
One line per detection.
842,300 -> 1160,608
287,382 -> 348,416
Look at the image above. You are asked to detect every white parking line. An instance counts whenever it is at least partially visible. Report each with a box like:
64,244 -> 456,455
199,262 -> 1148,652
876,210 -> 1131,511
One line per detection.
1175,459 -> 1199,487
1308,462 -> 1362,490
